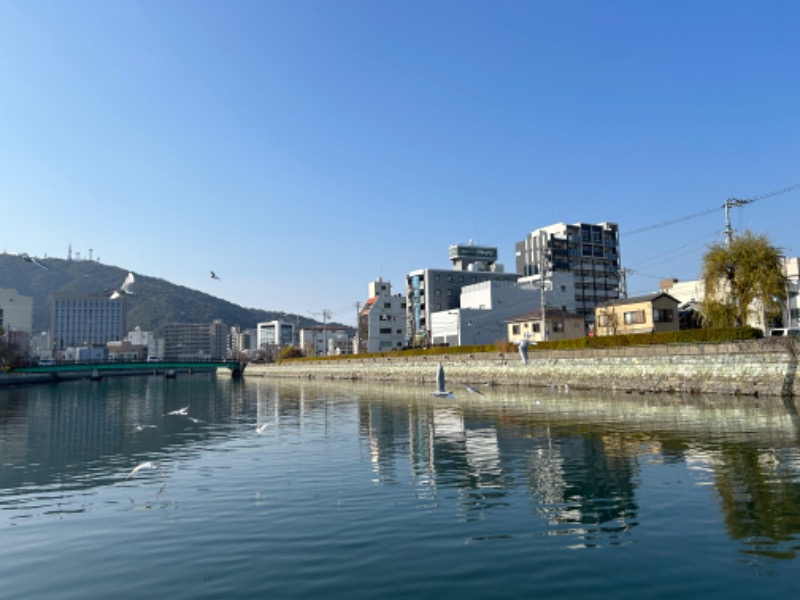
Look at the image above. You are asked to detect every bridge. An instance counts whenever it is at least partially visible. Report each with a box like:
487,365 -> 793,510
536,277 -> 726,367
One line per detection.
10,358 -> 246,380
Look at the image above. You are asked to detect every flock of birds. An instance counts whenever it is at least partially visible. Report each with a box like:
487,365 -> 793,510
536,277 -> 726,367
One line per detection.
6,250 -> 224,300
125,403 -> 270,481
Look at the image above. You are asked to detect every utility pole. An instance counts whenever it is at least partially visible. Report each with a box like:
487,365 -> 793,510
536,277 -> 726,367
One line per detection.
723,197 -> 752,247
618,268 -> 630,299
321,309 -> 331,356
539,238 -> 548,342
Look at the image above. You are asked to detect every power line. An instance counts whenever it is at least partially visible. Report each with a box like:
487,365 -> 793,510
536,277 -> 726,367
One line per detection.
624,184 -> 800,237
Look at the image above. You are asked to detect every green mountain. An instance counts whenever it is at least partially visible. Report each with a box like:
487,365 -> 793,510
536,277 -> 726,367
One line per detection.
0,254 -> 340,335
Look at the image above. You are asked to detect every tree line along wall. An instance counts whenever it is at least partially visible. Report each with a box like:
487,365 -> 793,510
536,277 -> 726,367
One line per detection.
242,339 -> 800,398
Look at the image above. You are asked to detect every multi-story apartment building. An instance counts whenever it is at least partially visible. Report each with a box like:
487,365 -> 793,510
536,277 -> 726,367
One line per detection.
357,278 -> 407,353
406,243 -> 519,345
163,319 -> 226,360
228,325 -> 255,357
515,221 -> 621,325
51,293 -> 127,350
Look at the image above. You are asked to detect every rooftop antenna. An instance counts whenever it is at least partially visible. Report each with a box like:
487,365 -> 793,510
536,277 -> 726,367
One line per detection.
68,243 -> 72,261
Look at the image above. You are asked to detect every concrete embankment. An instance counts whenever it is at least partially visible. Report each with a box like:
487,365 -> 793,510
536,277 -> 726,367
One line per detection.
242,338 -> 800,398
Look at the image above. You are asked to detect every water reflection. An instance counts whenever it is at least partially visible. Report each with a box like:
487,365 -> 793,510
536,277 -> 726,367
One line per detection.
3,375 -> 800,562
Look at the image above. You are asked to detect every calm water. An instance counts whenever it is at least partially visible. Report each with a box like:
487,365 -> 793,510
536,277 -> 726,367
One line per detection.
3,374 -> 800,599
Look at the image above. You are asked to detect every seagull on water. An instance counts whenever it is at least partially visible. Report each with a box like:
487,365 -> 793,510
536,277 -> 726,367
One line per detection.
210,270 -> 221,280
432,362 -> 454,398
110,272 -> 135,299
125,461 -> 160,479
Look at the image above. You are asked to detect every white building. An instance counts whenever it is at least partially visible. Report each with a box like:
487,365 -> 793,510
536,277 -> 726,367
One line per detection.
300,326 -> 350,356
257,320 -> 295,349
127,326 -> 164,360
0,288 -> 34,334
358,278 -> 407,353
406,243 -> 520,346
784,257 -> 800,328
429,272 -> 577,346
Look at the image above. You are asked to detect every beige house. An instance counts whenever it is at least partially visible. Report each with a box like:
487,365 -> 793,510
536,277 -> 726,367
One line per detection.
594,292 -> 679,336
506,308 -> 585,344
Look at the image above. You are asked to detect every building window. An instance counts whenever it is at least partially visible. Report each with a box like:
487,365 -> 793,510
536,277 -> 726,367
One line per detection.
533,323 -> 541,333
624,310 -> 646,325
597,314 -> 609,327
553,321 -> 564,332
653,309 -> 673,323
379,328 -> 391,334
512,325 -> 520,335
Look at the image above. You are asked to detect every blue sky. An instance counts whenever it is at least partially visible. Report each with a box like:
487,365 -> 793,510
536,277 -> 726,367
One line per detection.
2,1 -> 798,326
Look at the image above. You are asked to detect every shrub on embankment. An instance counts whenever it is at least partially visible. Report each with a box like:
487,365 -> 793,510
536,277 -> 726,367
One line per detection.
278,326 -> 762,363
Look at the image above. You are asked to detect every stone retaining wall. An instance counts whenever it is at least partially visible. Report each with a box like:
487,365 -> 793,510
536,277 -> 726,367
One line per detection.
242,338 -> 800,397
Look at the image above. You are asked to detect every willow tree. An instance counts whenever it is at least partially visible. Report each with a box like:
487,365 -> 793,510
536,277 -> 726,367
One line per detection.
701,230 -> 786,328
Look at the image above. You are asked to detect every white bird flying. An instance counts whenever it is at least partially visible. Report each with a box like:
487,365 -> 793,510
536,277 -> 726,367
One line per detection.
110,272 -> 135,299
6,251 -> 50,270
125,461 -> 159,479
167,405 -> 190,416
464,384 -> 484,395
210,270 -> 221,280
255,422 -> 269,433
21,253 -> 50,270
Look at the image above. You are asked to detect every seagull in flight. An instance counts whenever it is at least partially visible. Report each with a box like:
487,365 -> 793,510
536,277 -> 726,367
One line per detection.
125,461 -> 160,479
7,251 -> 50,270
110,272 -> 135,299
167,405 -> 190,416
210,270 -> 221,280
464,384 -> 484,395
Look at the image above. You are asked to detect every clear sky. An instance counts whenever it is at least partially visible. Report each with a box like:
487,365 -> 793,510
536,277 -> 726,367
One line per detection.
2,1 -> 798,326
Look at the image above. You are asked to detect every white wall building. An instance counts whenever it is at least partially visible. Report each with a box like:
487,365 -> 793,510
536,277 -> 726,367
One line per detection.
300,326 -> 350,356
358,278 -> 407,353
257,320 -> 295,349
0,288 -> 34,334
429,272 -> 577,346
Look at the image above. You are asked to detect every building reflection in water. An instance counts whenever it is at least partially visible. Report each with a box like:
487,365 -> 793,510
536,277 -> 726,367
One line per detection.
4,376 -> 800,559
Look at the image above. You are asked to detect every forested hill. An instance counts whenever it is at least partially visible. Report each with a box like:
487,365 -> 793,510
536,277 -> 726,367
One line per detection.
0,254 -> 338,334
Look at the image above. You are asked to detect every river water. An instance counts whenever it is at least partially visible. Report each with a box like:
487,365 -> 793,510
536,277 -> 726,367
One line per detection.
2,374 -> 800,598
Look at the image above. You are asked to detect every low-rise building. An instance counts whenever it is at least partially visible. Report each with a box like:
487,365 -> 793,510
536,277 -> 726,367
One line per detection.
506,308 -> 585,344
594,292 -> 679,336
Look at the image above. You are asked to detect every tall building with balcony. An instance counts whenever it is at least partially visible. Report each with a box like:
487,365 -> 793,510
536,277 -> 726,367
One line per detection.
51,293 -> 127,350
406,243 -> 519,345
515,222 -> 621,325
357,278 -> 407,353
